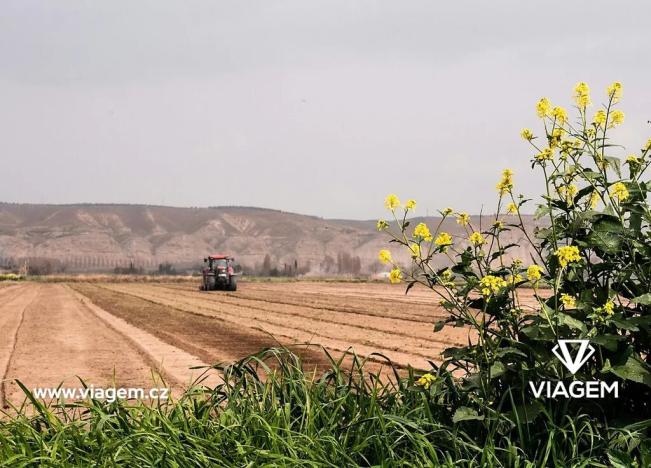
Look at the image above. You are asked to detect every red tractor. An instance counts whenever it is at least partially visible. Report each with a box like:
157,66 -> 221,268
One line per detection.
200,255 -> 238,291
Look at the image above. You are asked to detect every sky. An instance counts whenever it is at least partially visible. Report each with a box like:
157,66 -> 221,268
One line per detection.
1,1 -> 650,220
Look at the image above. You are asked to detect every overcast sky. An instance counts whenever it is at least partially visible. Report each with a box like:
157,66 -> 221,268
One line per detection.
1,1 -> 650,219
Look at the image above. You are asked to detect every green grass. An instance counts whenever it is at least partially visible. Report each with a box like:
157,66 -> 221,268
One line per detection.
1,348 -> 648,466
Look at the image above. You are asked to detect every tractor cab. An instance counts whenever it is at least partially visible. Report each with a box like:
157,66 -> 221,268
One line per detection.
201,254 -> 238,291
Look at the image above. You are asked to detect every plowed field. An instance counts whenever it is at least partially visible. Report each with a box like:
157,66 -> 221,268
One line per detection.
0,281 -> 537,406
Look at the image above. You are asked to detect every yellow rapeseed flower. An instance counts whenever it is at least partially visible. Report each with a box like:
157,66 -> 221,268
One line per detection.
442,207 -> 453,216
574,82 -> 591,108
434,232 -> 453,247
378,249 -> 392,264
405,199 -> 417,210
493,220 -> 504,230
589,191 -> 600,209
506,202 -> 518,214
527,265 -> 543,283
594,109 -> 607,126
645,138 -> 651,152
469,231 -> 485,246
389,267 -> 402,284
376,219 -> 389,231
610,182 -> 629,202
385,194 -> 401,210
556,245 -> 581,268
536,148 -> 554,161
508,274 -> 523,286
536,98 -> 552,118
627,155 -> 640,165
413,223 -> 433,241
603,300 -> 615,315
496,169 -> 514,195
409,243 -> 421,258
456,212 -> 470,226
552,106 -> 568,124
609,110 -> 624,128
521,128 -> 534,141
561,293 -> 576,309
606,81 -> 622,103
416,373 -> 437,389
479,275 -> 508,296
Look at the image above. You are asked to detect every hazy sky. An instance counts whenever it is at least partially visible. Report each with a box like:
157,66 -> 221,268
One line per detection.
1,1 -> 650,219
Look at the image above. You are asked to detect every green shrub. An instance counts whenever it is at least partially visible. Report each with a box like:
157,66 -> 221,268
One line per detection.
379,81 -> 651,463
0,273 -> 22,282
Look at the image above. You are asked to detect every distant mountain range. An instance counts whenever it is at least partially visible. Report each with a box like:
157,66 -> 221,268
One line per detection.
0,203 -> 542,275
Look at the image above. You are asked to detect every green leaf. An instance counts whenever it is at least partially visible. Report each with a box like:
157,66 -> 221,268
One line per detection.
534,205 -> 550,220
587,230 -> 621,254
590,334 -> 623,352
489,361 -> 506,379
506,401 -> 544,425
605,356 -> 651,387
607,449 -> 634,468
556,311 -> 587,333
632,293 -> 651,305
452,406 -> 484,423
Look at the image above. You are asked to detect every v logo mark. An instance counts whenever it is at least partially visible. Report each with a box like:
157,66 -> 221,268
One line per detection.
552,339 -> 595,375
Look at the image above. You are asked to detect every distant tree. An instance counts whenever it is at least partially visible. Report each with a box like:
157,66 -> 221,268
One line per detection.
261,254 -> 272,276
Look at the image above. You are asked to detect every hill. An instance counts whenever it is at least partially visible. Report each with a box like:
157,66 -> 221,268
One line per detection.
0,203 -> 541,275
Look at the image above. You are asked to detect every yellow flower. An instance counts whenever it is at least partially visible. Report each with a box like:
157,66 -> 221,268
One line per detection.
558,184 -> 578,205
609,110 -> 624,128
469,231 -> 485,246
556,245 -> 581,268
645,138 -> 651,152
441,269 -> 453,282
479,275 -> 508,296
508,274 -> 523,286
560,293 -> 576,309
589,191 -> 599,209
493,220 -> 504,230
552,106 -> 568,124
442,207 -> 453,216
627,155 -> 640,165
456,212 -> 470,226
536,148 -> 554,161
384,194 -> 401,210
512,258 -> 523,268
413,223 -> 433,241
521,128 -> 534,141
409,243 -> 421,258
405,199 -> 417,210
506,202 -> 518,214
574,82 -> 591,108
603,300 -> 615,316
536,98 -> 552,118
416,373 -> 437,389
606,81 -> 622,103
389,267 -> 402,284
434,232 -> 453,247
496,169 -> 514,195
378,249 -> 392,264
526,265 -> 543,283
376,219 -> 389,231
610,182 -> 629,202
594,109 -> 607,126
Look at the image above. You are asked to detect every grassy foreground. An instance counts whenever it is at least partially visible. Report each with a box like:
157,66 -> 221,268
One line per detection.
1,348 -> 647,467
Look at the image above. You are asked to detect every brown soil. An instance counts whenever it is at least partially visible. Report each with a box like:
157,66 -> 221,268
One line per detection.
1,284 -> 177,407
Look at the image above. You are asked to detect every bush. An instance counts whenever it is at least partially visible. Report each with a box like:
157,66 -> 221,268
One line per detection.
379,81 -> 651,463
0,273 -> 22,281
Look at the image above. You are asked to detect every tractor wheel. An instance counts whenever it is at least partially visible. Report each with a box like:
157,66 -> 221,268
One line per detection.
228,276 -> 238,291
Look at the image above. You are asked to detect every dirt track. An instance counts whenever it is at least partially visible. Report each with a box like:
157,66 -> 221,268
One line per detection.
0,284 -> 216,407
